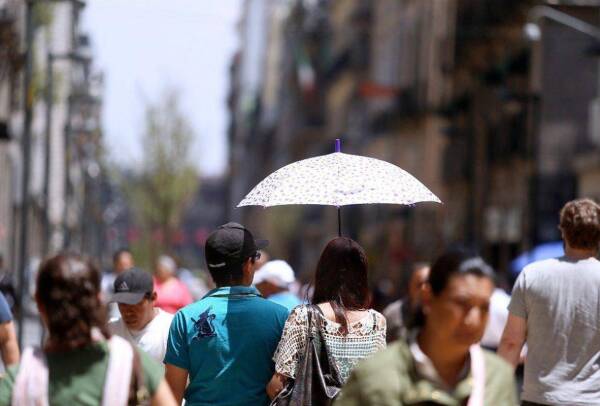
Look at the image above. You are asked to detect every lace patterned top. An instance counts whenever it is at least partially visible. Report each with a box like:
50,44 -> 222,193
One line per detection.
273,305 -> 387,383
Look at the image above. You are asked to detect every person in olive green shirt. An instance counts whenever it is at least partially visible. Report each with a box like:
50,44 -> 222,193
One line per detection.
0,254 -> 176,406
0,340 -> 163,405
336,250 -> 517,406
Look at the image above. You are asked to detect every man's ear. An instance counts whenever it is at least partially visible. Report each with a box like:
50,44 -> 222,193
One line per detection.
243,257 -> 252,272
150,292 -> 158,302
558,226 -> 564,241
242,258 -> 254,280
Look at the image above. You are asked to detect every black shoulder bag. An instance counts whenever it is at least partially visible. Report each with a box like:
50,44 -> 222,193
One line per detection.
271,305 -> 343,406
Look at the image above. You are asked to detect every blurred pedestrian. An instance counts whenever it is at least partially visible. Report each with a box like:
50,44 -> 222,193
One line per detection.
253,259 -> 302,311
253,249 -> 270,271
0,253 -> 176,405
0,255 -> 16,311
102,248 -> 134,293
499,198 -> 600,406
108,267 -> 174,364
336,250 -> 517,405
164,222 -> 289,406
0,292 -> 18,368
102,248 -> 135,319
480,285 -> 510,350
267,237 -> 386,402
177,267 -> 209,301
153,255 -> 192,314
382,262 -> 430,343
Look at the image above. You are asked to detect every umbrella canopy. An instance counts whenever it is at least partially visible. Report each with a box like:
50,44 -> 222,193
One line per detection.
510,241 -> 564,276
237,151 -> 441,208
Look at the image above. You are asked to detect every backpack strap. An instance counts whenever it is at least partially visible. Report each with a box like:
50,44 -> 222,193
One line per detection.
12,346 -> 49,406
467,344 -> 486,406
129,341 -> 150,405
102,335 -> 134,406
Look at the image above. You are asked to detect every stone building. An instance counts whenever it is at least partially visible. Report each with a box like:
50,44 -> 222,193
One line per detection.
0,0 -> 105,271
227,0 -> 600,293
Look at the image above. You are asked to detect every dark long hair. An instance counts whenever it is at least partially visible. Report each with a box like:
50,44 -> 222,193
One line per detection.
36,254 -> 110,351
311,237 -> 370,333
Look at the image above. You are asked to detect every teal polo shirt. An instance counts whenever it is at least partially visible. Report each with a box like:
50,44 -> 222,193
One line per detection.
164,286 -> 289,406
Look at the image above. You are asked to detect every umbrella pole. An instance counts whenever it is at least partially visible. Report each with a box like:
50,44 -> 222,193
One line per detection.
336,139 -> 342,236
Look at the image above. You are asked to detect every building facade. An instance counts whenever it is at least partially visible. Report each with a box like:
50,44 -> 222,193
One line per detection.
227,0 -> 600,296
0,0 -> 106,278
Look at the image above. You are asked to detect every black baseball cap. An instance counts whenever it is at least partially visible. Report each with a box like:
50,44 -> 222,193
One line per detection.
110,268 -> 154,305
205,222 -> 268,272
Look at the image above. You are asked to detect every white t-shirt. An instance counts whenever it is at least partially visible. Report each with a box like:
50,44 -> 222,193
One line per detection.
108,308 -> 174,364
509,256 -> 600,405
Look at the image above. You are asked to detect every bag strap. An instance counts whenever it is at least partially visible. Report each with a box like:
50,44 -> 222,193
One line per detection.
307,304 -> 342,384
129,342 -> 150,405
12,346 -> 49,406
103,335 -> 151,406
306,304 -> 315,338
103,335 -> 134,406
372,311 -> 377,331
467,344 -> 486,406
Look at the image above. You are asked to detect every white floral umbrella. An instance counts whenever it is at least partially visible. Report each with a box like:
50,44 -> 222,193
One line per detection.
237,140 -> 441,235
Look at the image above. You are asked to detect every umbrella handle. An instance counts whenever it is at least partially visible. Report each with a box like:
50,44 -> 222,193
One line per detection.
335,138 -> 341,236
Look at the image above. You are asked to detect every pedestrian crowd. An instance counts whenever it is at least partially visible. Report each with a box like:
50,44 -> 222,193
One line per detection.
0,197 -> 598,405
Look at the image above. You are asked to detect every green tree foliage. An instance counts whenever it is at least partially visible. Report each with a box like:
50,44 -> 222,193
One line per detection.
125,88 -> 199,267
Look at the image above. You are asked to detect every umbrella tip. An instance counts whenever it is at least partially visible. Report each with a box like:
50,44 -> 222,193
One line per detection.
335,138 -> 341,153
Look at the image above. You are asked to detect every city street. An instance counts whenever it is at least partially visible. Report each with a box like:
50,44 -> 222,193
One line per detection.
0,1 -> 599,405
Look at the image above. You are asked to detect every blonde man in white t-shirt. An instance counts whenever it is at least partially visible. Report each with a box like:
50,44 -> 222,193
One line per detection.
108,267 -> 174,363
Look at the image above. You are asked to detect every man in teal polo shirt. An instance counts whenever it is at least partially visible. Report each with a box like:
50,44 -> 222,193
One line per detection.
164,222 -> 289,406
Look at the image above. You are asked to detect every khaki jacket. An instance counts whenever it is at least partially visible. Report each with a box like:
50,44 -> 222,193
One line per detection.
335,340 -> 517,406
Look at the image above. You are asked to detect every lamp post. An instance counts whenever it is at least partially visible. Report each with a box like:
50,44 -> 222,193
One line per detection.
524,5 -> 600,248
43,51 -> 90,257
69,99 -> 101,255
525,6 -> 600,105
525,6 -> 600,41
63,62 -> 97,252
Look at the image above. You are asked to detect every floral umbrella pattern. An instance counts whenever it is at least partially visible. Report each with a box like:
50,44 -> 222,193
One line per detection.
237,152 -> 441,207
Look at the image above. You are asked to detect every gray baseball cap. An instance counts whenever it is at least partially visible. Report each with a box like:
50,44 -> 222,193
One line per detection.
110,268 -> 154,305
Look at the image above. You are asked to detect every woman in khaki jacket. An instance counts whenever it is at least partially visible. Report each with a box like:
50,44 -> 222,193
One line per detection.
335,250 -> 518,406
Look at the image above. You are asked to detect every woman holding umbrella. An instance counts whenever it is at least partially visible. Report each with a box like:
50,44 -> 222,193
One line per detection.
266,237 -> 386,402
